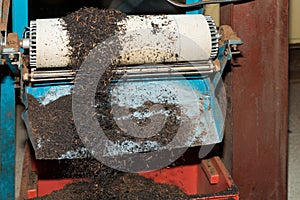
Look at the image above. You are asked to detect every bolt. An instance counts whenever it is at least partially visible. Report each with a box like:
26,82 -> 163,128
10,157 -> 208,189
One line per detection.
8,54 -> 15,60
232,45 -> 238,51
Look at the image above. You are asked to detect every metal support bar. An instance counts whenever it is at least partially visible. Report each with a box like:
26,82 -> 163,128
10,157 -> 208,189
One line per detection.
0,76 -> 16,200
12,0 -> 28,39
119,70 -> 214,79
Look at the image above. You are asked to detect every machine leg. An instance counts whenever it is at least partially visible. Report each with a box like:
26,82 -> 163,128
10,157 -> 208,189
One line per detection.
0,76 -> 16,200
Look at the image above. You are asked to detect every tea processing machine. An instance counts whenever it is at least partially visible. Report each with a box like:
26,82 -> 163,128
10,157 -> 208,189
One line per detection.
0,0 -> 243,199
21,15 -> 242,161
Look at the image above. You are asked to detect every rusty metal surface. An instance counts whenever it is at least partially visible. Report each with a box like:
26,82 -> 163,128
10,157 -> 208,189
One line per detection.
220,0 -> 288,199
0,0 -> 10,31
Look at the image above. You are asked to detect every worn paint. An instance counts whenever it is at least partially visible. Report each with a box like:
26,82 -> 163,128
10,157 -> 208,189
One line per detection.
23,77 -> 224,158
221,0 -> 288,199
25,84 -> 73,105
0,76 -> 16,200
104,78 -> 222,156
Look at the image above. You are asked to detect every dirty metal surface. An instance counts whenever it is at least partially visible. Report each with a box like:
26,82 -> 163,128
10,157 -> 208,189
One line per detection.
0,76 -> 16,200
23,76 -> 224,160
221,0 -> 288,199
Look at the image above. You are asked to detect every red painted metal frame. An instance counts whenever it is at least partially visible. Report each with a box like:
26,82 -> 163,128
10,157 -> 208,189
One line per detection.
38,179 -> 79,197
141,156 -> 239,199
22,153 -> 238,199
220,0 -> 288,199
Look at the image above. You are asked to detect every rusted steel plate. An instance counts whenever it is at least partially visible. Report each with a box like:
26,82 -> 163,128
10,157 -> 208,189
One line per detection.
221,0 -> 288,199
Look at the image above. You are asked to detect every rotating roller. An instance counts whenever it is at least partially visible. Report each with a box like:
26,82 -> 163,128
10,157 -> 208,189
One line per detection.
29,14 -> 219,68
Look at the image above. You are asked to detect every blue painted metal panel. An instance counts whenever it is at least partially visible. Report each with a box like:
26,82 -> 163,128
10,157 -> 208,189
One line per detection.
186,78 -> 224,141
22,84 -> 74,157
0,76 -> 16,200
12,0 -> 28,39
185,1 -> 223,141
0,1 -> 30,200
186,0 -> 203,14
25,84 -> 73,105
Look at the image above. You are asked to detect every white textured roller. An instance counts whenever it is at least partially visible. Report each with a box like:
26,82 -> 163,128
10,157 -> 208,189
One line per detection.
30,15 -> 217,68
30,19 -> 70,68
116,15 -> 216,65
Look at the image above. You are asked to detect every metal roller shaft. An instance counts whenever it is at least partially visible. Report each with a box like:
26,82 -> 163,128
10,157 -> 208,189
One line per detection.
25,61 -> 215,82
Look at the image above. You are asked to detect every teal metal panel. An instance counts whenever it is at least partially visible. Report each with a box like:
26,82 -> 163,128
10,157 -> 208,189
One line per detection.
185,1 -> 223,141
184,3 -> 241,143
12,0 -> 28,39
25,84 -> 73,105
186,0 -> 203,14
0,76 -> 16,200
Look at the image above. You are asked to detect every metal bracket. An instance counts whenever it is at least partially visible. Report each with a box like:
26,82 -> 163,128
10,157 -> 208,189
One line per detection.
212,25 -> 242,89
1,33 -> 22,75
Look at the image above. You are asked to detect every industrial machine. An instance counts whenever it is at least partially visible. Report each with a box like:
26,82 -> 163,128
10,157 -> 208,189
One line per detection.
0,0 -> 243,199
